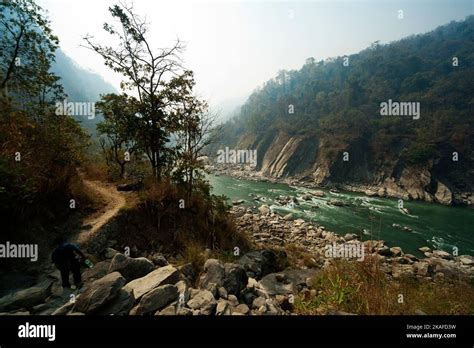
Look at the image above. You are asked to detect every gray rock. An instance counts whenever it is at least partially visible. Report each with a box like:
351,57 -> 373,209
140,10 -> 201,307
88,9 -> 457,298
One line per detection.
149,253 -> 169,267
74,272 -> 126,314
216,299 -> 232,315
234,303 -> 250,315
124,265 -> 180,300
104,248 -> 120,259
218,287 -> 228,299
132,284 -> 178,315
108,253 -> 155,282
0,280 -> 54,311
252,296 -> 266,309
96,287 -> 135,315
419,246 -> 432,253
432,250 -> 453,260
223,263 -> 248,295
178,263 -> 196,281
82,260 -> 112,282
228,294 -> 239,307
238,249 -> 279,279
198,259 -> 225,289
187,290 -> 216,315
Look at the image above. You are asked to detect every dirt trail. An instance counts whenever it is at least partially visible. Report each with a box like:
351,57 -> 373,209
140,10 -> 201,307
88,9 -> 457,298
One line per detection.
73,178 -> 126,246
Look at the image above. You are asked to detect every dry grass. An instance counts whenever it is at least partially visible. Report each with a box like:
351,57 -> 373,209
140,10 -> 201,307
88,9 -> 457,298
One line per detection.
294,255 -> 474,315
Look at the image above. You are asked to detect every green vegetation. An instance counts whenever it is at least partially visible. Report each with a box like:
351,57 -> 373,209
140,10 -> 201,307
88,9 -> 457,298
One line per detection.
294,256 -> 474,315
0,0 -> 90,247
211,17 -> 474,190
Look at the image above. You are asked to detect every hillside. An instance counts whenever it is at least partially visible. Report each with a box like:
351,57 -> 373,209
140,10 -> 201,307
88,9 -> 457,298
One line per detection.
209,17 -> 474,205
52,49 -> 117,135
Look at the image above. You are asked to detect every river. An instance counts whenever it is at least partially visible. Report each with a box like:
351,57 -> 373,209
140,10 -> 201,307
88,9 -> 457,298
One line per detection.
208,175 -> 474,257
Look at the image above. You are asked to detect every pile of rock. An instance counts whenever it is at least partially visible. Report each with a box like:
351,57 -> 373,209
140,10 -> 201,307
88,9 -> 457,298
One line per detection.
0,249 -> 315,316
231,206 -> 474,283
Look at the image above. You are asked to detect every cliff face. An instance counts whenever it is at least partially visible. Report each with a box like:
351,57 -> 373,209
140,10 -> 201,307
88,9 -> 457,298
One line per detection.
233,130 -> 461,205
211,18 -> 474,206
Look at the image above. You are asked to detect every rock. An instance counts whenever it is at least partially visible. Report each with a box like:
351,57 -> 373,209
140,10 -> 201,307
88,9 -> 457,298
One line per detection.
205,282 -> 218,298
252,296 -> 266,309
223,263 -> 248,295
227,294 -> 239,307
178,263 -> 196,281
0,280 -> 54,311
216,299 -> 232,315
96,287 -> 135,315
258,205 -> 270,215
234,303 -> 250,315
124,265 -> 180,300
157,304 -> 177,316
232,199 -> 244,205
82,260 -> 112,282
51,301 -> 75,316
377,246 -> 393,257
414,309 -> 427,315
293,219 -> 305,227
104,248 -> 120,259
175,280 -> 190,304
390,247 -> 403,257
148,253 -> 169,267
432,250 -> 453,260
392,264 -> 415,279
283,213 -> 293,221
459,256 -> 474,266
117,182 -> 144,192
187,290 -> 217,315
418,246 -> 431,253
328,200 -> 345,207
434,181 -> 453,205
310,190 -> 325,197
256,269 -> 316,297
238,249 -> 279,279
198,259 -> 225,289
75,272 -> 126,314
108,253 -> 155,282
132,284 -> 178,315
218,287 -> 228,299
344,233 -> 358,241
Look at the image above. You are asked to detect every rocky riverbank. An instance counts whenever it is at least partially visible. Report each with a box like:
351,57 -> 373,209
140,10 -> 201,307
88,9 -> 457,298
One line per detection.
1,205 -> 472,316
231,205 -> 474,282
207,163 -> 474,207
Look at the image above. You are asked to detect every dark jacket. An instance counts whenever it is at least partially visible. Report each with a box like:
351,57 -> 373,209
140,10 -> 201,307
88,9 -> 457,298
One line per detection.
52,243 -> 85,268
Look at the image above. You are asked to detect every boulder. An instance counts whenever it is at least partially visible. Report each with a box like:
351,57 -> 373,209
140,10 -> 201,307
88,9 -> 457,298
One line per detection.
124,265 -> 180,300
82,260 -> 112,282
96,287 -> 135,315
0,280 -> 54,311
434,181 -> 453,205
187,290 -> 216,315
216,299 -> 232,315
198,259 -> 225,289
238,249 -> 279,279
432,250 -> 453,260
132,284 -> 178,315
256,269 -> 316,297
258,205 -> 270,215
74,272 -> 126,314
234,303 -> 250,315
223,263 -> 248,295
108,253 -> 155,282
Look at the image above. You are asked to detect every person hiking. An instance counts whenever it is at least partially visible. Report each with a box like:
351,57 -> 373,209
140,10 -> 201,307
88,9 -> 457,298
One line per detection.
51,237 -> 85,289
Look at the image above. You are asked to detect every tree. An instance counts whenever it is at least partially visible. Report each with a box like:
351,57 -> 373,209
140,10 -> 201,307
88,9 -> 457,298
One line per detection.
0,0 -> 62,101
84,2 -> 186,180
96,93 -> 139,178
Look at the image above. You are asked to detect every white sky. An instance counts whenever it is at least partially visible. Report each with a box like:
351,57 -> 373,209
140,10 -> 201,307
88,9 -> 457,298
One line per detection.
37,0 -> 472,112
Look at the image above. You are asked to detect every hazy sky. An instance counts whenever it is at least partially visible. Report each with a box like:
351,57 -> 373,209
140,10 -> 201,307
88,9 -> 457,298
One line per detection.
37,0 -> 472,113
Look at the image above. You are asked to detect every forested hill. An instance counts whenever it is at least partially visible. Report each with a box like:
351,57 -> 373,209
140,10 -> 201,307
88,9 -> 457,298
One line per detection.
52,49 -> 117,134
210,16 -> 474,204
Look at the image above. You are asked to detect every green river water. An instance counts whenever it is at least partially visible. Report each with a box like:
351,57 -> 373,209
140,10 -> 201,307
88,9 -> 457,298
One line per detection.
208,175 -> 474,257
